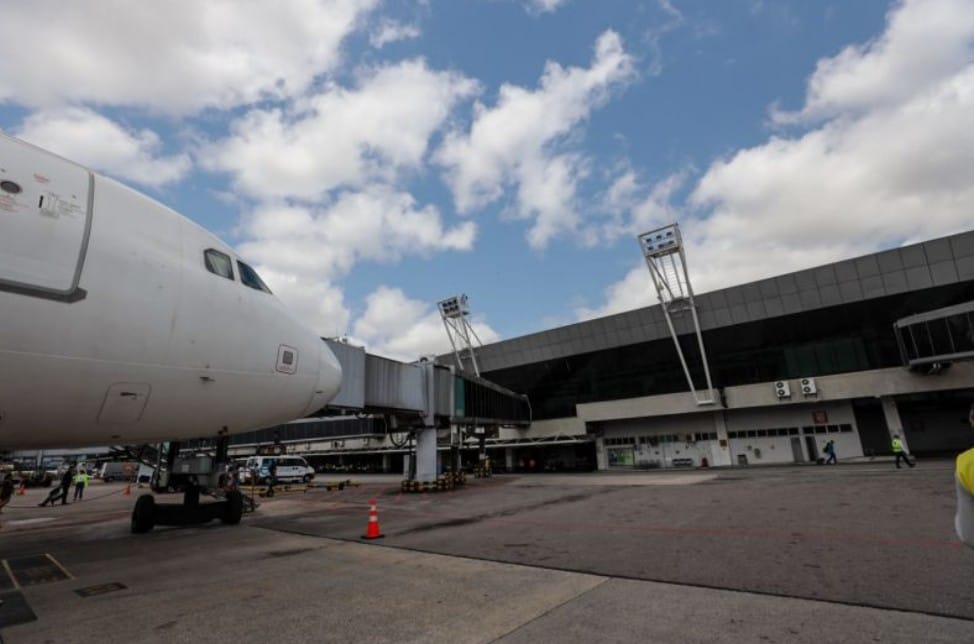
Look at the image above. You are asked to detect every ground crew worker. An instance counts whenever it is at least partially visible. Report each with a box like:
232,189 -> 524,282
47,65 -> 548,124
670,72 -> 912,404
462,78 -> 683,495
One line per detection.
891,434 -> 914,469
73,468 -> 89,500
955,403 -> 974,548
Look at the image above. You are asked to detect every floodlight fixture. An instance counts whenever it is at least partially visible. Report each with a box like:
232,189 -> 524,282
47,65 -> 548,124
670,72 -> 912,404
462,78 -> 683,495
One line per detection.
638,224 -> 681,258
437,294 -> 470,319
637,223 -> 715,406
438,293 -> 481,376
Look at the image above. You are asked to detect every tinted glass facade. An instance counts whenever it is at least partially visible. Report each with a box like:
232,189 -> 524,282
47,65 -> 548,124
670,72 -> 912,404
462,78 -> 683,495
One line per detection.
230,416 -> 383,446
483,282 -> 974,420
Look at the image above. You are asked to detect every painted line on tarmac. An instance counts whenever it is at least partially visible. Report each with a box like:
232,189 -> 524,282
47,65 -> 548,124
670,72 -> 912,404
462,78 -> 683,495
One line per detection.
299,501 -> 964,550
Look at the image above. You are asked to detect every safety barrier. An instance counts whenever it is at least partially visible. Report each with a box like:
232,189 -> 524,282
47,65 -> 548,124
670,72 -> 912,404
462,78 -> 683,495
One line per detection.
400,471 -> 466,493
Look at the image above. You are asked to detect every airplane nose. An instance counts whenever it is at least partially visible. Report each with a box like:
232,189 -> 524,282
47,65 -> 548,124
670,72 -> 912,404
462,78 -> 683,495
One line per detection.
306,341 -> 343,415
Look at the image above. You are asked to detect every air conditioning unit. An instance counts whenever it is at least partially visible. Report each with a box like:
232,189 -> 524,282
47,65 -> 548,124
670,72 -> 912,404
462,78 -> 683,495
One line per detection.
799,377 -> 817,395
774,380 -> 791,399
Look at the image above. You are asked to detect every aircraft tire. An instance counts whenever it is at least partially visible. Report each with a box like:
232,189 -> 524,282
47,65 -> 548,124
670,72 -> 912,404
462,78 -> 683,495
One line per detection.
222,490 -> 244,525
131,494 -> 156,534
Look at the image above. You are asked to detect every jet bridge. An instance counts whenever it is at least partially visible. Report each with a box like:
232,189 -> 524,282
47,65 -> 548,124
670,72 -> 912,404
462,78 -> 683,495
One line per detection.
894,300 -> 974,372
321,339 -> 531,482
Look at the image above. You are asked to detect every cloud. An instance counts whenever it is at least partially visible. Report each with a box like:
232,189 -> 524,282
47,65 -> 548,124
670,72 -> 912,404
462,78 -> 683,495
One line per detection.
351,286 -> 500,362
256,268 -> 351,339
644,0 -> 687,76
236,188 -> 476,335
599,166 -> 691,242
203,58 -> 479,200
15,108 -> 190,187
0,0 -> 378,114
370,19 -> 421,48
575,263 -> 654,321
435,30 -> 636,248
525,0 -> 571,15
584,0 -> 974,316
772,0 -> 974,124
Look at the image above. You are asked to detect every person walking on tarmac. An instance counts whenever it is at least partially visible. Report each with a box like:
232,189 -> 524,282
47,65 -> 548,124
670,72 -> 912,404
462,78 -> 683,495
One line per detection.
73,467 -> 89,501
891,434 -> 915,469
58,465 -> 73,505
954,403 -> 974,548
823,440 -> 837,465
266,461 -> 278,497
39,465 -> 74,507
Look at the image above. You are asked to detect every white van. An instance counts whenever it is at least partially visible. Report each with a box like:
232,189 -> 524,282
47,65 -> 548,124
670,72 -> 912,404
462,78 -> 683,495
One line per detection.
239,456 -> 314,484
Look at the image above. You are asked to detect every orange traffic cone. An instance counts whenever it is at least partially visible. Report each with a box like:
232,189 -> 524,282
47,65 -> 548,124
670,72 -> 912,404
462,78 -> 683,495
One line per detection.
16,481 -> 26,495
123,484 -> 131,496
361,498 -> 384,540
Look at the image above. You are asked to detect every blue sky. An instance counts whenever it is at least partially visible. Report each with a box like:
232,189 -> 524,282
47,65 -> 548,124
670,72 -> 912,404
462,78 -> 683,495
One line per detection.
1,0 -> 972,360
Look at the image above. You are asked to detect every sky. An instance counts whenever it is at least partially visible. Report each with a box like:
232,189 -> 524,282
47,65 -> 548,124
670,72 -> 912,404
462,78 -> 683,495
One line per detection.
1,0 -> 972,362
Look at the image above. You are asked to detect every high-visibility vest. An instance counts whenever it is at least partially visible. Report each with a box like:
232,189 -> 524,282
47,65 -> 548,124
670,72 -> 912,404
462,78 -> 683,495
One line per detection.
892,438 -> 904,453
955,448 -> 974,547
958,448 -> 974,496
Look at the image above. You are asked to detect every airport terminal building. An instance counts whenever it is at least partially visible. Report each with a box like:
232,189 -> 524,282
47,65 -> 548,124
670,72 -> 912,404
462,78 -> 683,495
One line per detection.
442,229 -> 974,471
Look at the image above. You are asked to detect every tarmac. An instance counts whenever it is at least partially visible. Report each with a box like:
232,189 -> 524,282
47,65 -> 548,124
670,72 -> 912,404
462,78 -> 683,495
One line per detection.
1,460 -> 973,643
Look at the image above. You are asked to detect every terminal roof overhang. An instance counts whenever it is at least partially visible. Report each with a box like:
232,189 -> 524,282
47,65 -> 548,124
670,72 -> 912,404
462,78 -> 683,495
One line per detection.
439,229 -> 974,374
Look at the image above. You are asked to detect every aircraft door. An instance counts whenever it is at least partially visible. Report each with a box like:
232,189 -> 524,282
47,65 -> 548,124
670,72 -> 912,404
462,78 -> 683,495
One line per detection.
0,135 -> 92,301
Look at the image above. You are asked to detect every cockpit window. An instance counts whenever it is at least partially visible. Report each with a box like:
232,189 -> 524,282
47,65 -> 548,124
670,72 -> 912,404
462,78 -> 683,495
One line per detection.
237,260 -> 272,294
204,249 -> 234,280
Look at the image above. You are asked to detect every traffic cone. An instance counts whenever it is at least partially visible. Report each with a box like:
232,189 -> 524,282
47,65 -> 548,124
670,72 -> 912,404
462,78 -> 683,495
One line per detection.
16,481 -> 26,495
123,484 -> 131,496
361,498 -> 384,540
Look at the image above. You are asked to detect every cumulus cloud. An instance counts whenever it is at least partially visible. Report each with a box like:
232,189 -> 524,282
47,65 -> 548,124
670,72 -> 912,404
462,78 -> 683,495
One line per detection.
257,268 -> 351,339
15,108 -> 190,187
583,0 -> 974,317
236,188 -> 476,336
0,0 -> 378,114
435,30 -> 636,248
203,59 -> 479,200
575,263 -> 654,321
239,188 -> 476,280
351,286 -> 500,362
772,0 -> 974,124
600,167 -> 691,242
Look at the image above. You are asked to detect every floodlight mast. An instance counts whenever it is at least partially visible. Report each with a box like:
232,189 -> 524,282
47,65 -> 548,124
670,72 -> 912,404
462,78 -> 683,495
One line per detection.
437,294 -> 482,376
637,223 -> 715,406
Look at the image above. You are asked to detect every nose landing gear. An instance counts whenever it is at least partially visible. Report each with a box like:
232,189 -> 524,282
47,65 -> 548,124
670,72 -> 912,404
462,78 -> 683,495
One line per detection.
130,435 -> 244,534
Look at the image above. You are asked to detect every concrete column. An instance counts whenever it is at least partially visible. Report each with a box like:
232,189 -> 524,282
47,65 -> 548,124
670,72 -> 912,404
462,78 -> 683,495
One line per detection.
382,453 -> 391,474
415,427 -> 438,482
505,448 -> 514,471
595,436 -> 608,471
711,411 -> 733,466
880,396 -> 908,452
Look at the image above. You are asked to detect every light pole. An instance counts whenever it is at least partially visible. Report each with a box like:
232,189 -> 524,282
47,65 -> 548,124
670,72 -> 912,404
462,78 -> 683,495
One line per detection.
637,223 -> 715,406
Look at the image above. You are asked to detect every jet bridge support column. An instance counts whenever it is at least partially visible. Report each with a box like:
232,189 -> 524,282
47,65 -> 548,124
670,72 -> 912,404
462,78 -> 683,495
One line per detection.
415,428 -> 438,482
414,360 -> 439,482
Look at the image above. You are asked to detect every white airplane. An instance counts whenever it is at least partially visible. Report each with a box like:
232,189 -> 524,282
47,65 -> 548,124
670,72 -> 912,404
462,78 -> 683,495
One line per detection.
0,132 -> 343,529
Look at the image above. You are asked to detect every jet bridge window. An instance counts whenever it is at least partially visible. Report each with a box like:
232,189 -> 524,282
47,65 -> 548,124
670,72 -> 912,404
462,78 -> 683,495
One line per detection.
237,260 -> 272,294
204,249 -> 234,280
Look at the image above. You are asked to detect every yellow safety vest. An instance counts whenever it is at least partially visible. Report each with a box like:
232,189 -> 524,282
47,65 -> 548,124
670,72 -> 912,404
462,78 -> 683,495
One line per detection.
891,438 -> 904,453
958,448 -> 974,496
